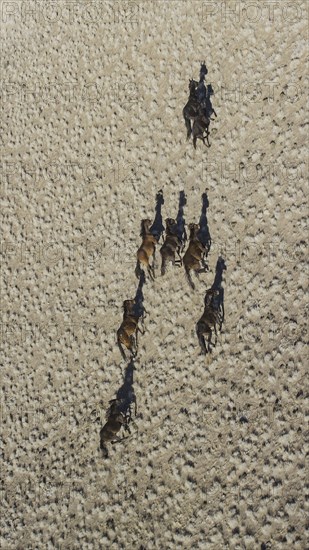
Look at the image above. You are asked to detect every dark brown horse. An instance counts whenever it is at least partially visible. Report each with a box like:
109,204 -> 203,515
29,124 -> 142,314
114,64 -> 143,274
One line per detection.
117,299 -> 144,359
182,223 -> 208,289
196,289 -> 223,354
160,218 -> 182,275
192,106 -> 211,149
100,397 -> 135,455
182,79 -> 199,140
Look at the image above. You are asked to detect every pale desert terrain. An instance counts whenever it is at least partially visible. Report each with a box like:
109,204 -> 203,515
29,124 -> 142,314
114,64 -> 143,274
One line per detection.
0,1 -> 308,549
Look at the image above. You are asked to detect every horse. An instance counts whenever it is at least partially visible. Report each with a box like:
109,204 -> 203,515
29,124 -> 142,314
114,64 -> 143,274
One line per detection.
192,107 -> 211,149
196,289 -> 223,354
117,299 -> 144,359
182,79 -> 200,140
182,223 -> 208,289
100,398 -> 136,456
160,218 -> 182,275
176,190 -> 188,252
135,219 -> 157,280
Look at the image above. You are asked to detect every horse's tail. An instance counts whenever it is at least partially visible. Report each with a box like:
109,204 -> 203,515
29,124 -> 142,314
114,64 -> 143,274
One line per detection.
117,331 -> 127,360
193,135 -> 197,149
100,441 -> 109,457
184,115 -> 192,140
161,254 -> 167,276
185,265 -> 195,290
135,259 -> 142,279
196,323 -> 207,355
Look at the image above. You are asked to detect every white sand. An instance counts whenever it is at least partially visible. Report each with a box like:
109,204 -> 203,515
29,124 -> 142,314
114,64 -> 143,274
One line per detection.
1,1 -> 308,548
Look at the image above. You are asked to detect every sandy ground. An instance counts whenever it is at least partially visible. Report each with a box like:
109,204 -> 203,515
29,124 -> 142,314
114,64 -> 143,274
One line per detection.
1,1 -> 308,548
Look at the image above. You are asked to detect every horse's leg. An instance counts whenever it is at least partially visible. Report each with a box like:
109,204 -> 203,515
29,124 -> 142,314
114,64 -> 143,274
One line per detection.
148,263 -> 155,281
135,329 -> 138,349
117,339 -> 127,360
201,253 -> 209,270
199,333 -> 207,355
161,254 -> 166,276
130,334 -> 137,357
184,116 -> 192,140
208,327 -> 213,352
111,434 -> 131,444
220,304 -> 225,328
183,227 -> 188,245
213,323 -> 218,345
126,407 -> 132,424
133,395 -> 137,416
176,247 -> 183,264
206,128 -> 210,147
196,324 -> 207,354
141,311 -> 147,331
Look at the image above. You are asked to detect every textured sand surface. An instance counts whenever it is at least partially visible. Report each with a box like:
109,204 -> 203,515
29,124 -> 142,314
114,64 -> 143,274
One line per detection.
1,1 -> 308,548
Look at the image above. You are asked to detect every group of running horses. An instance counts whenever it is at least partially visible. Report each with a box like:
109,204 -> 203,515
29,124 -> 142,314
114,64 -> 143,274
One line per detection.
100,64 -> 220,451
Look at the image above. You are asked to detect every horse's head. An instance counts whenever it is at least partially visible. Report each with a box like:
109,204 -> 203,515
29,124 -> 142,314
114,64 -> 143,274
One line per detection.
165,217 -> 176,227
188,79 -> 198,94
123,299 -> 135,313
204,288 -> 219,306
188,223 -> 199,238
141,219 -> 152,234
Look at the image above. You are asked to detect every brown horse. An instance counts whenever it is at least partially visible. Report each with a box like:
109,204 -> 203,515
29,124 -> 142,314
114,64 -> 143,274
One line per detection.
160,218 -> 182,275
100,398 -> 135,455
135,219 -> 157,280
100,400 -> 128,444
117,299 -> 144,359
182,223 -> 208,289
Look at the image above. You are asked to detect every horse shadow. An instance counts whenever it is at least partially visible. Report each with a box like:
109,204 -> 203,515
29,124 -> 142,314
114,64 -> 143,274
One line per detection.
132,271 -> 147,324
115,359 -> 137,419
197,192 -> 211,255
205,84 -> 217,119
150,189 -> 165,242
210,256 -> 226,328
176,190 -> 187,250
196,61 -> 208,104
200,61 -> 208,80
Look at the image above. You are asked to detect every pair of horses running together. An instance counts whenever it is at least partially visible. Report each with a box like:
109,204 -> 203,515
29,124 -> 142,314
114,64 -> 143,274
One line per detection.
183,61 -> 217,148
135,217 -> 185,280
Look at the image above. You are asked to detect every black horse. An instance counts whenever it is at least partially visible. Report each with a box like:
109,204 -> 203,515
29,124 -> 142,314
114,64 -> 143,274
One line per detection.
183,62 -> 216,147
182,79 -> 199,140
192,107 -> 211,149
